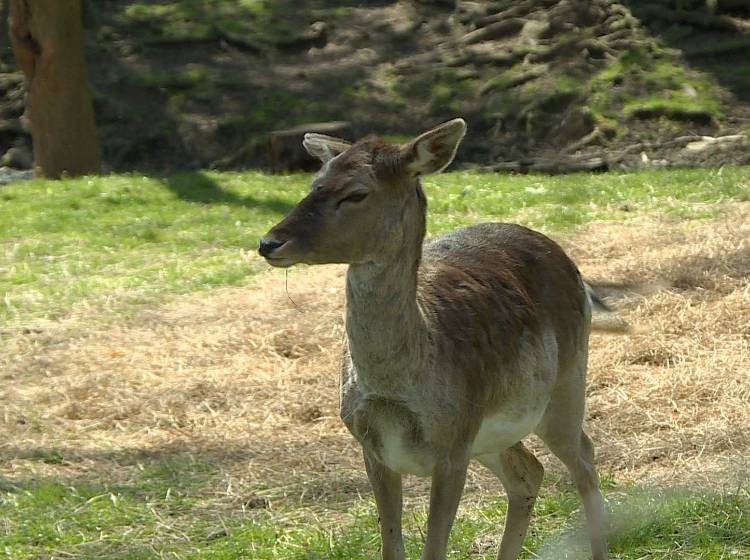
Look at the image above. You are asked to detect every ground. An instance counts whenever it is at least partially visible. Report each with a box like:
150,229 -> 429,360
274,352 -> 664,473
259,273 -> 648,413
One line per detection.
1,168 -> 748,557
3,204 -> 747,497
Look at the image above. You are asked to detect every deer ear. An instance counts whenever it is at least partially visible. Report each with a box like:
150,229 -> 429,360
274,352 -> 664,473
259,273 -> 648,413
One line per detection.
303,133 -> 352,163
403,118 -> 466,176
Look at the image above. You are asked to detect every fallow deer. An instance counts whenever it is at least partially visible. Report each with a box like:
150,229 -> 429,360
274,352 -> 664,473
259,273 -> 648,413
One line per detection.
258,119 -> 608,560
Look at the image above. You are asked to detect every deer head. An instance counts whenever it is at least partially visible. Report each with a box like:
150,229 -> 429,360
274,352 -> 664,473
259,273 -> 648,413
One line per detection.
258,119 -> 466,267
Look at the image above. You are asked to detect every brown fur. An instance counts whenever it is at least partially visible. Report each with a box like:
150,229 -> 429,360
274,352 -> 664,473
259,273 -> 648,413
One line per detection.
419,223 -> 587,413
260,119 -> 608,560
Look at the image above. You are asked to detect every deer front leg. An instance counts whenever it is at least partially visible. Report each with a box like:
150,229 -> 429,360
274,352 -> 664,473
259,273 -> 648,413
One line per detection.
421,455 -> 470,560
364,451 -> 405,560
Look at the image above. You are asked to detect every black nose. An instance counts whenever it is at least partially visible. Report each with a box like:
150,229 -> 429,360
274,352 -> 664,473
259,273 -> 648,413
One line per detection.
258,237 -> 286,257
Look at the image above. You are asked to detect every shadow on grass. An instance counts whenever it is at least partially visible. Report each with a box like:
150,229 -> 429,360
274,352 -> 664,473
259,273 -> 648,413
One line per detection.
596,242 -> 750,302
164,170 -> 293,213
0,440 -> 370,508
587,244 -> 750,303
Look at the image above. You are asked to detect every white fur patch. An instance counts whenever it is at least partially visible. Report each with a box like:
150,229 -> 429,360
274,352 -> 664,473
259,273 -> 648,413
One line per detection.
380,433 -> 433,476
471,327 -> 558,456
303,135 -> 334,162
408,118 -> 467,175
414,142 -> 437,168
471,407 -> 545,456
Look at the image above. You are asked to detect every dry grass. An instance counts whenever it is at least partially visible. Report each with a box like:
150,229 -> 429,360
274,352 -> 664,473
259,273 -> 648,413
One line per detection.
1,204 -> 748,504
568,205 -> 750,486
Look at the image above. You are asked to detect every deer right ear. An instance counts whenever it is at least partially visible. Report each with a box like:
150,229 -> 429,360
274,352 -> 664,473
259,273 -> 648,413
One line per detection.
303,133 -> 352,163
403,118 -> 466,176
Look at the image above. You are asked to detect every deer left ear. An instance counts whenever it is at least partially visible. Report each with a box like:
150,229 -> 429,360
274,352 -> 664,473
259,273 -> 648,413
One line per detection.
403,118 -> 466,176
303,133 -> 352,163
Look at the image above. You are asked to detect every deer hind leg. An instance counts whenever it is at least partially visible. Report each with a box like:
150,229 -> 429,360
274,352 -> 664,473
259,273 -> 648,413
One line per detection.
538,429 -> 607,559
364,451 -> 406,560
536,374 -> 608,560
478,442 -> 544,560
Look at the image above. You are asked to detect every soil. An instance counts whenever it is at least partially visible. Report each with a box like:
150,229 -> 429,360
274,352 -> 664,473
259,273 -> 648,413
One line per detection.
0,0 -> 749,173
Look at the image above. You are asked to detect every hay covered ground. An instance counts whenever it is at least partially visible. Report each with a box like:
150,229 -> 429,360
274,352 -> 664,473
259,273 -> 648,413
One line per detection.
3,202 -> 748,508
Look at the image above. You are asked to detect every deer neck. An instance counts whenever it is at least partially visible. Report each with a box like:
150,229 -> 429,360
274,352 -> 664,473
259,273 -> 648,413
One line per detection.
345,228 -> 427,392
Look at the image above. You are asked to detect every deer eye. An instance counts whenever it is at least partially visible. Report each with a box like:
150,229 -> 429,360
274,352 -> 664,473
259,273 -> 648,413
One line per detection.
337,191 -> 369,208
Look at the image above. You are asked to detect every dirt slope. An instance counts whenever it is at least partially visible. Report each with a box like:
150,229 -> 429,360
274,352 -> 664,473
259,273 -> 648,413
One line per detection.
0,0 -> 749,172
0,0 -> 750,171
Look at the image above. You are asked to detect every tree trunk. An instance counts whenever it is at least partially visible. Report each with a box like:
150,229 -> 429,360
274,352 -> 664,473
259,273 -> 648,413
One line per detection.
9,0 -> 101,178
0,1 -> 10,59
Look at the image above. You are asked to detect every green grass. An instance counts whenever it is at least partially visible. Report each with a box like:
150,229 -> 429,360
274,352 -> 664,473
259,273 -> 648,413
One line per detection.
1,167 -> 748,325
228,488 -> 750,559
0,172 -> 300,324
422,165 -> 749,231
2,463 -> 748,559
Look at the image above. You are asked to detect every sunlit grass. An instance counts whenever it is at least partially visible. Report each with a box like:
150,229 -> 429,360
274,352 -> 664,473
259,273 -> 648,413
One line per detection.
1,166 -> 748,324
0,172 -> 303,324
2,463 -> 747,559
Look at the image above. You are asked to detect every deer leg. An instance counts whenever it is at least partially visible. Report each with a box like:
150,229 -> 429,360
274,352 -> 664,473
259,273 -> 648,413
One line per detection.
477,443 -> 544,560
420,456 -> 470,560
364,451 -> 406,560
575,431 -> 608,560
537,344 -> 608,560
537,428 -> 608,560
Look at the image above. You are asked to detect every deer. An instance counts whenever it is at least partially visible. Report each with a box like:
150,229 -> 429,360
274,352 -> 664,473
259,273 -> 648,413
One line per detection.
258,119 -> 608,560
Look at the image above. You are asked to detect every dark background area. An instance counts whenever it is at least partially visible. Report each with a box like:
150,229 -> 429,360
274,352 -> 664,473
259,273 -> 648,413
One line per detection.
1,0 -> 749,173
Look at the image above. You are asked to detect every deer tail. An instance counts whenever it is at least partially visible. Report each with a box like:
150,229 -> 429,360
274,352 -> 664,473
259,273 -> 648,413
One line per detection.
583,280 -> 633,334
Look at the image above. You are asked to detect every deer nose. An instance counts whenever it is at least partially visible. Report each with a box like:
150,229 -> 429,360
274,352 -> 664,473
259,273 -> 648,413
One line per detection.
258,237 -> 286,257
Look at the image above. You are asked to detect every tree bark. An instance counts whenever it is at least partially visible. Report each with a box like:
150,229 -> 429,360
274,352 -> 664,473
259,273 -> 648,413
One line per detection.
0,1 -> 10,59
9,0 -> 101,178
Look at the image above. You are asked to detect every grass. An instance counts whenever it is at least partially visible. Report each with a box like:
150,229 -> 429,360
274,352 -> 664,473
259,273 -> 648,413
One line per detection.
1,167 -> 748,325
2,167 -> 749,558
240,487 -> 750,560
2,463 -> 748,559
0,172 -> 297,324
424,165 -> 749,231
